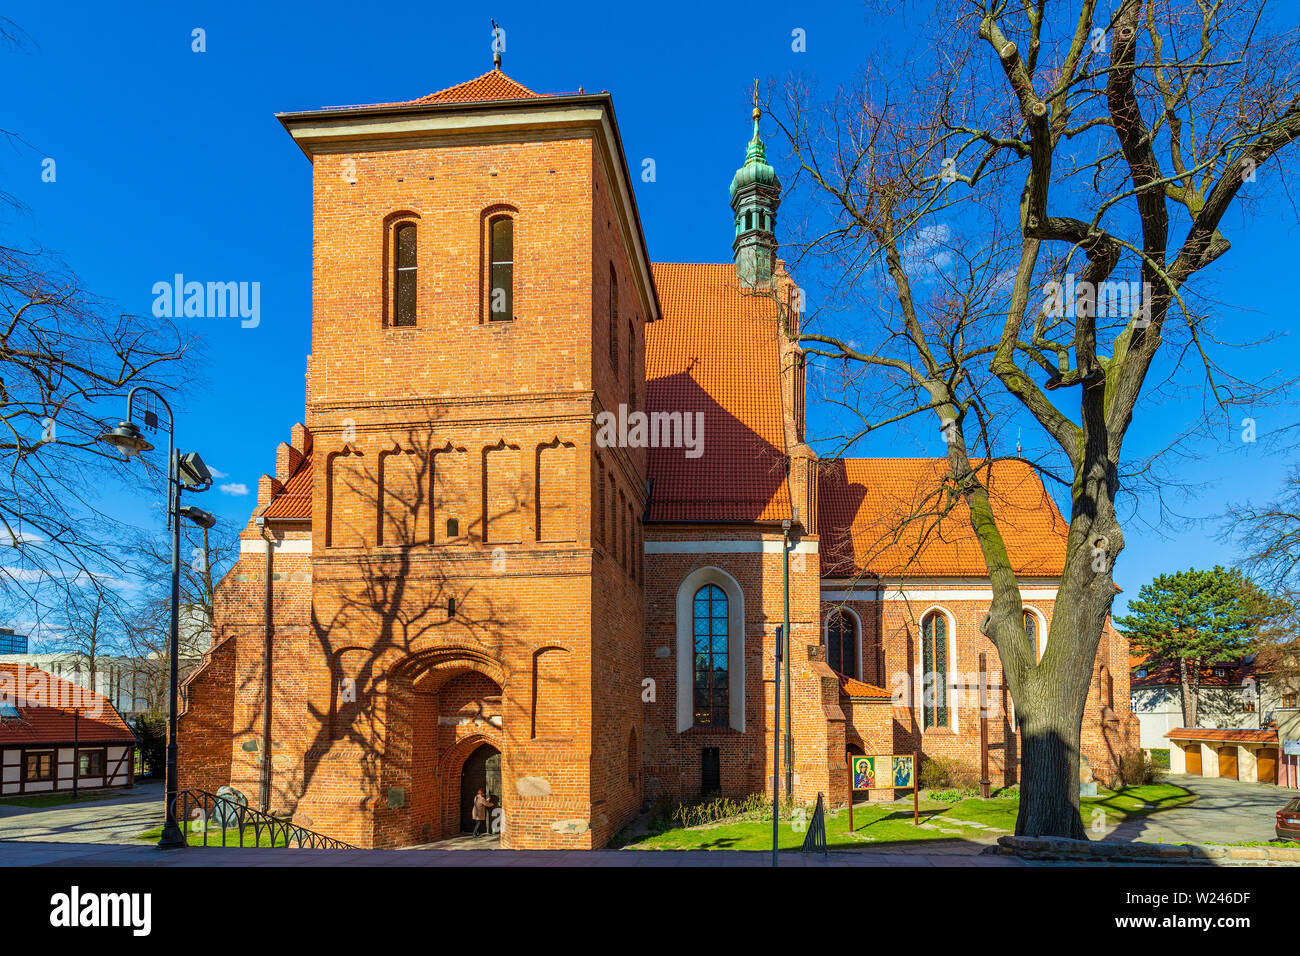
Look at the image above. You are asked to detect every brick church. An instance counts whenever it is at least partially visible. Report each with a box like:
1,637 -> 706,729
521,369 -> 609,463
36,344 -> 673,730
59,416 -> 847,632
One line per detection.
178,64 -> 1137,849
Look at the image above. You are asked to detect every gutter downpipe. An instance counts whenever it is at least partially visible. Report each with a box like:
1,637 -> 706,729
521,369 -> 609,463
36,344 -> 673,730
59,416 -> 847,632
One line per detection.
782,517 -> 792,799
256,515 -> 273,813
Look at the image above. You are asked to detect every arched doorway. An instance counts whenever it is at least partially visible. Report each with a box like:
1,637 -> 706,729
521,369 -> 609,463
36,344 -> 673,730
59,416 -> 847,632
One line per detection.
459,743 -> 502,832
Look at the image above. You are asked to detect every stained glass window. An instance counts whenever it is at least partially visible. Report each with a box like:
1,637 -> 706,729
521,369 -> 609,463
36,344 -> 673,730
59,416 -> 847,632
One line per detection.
693,584 -> 729,726
826,611 -> 857,678
922,611 -> 949,728
1024,610 -> 1038,662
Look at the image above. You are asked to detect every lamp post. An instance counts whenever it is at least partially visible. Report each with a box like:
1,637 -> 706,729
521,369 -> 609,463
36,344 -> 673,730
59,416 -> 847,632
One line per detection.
72,708 -> 80,800
98,386 -> 212,849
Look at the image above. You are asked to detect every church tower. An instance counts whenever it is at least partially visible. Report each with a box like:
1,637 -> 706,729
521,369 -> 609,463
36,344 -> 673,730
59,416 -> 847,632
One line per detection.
729,104 -> 782,287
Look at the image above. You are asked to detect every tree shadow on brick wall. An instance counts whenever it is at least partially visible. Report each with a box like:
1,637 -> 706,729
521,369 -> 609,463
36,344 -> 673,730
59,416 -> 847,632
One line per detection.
282,426 -> 526,837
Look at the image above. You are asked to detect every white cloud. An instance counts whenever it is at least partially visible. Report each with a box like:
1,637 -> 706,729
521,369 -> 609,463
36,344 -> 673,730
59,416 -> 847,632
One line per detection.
0,530 -> 45,546
209,467 -> 229,479
901,223 -> 955,274
220,482 -> 249,496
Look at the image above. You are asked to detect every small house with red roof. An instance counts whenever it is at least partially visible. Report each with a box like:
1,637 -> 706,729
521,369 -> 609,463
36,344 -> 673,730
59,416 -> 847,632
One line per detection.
1131,651 -> 1299,786
176,63 -> 1138,848
0,664 -> 137,797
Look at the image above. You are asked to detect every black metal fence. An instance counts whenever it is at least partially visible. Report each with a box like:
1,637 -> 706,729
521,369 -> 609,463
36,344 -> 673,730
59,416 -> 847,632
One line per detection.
801,792 -> 828,856
169,789 -> 355,849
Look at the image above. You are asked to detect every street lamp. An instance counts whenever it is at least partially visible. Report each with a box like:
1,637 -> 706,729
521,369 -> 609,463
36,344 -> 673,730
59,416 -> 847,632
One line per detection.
98,386 -> 213,849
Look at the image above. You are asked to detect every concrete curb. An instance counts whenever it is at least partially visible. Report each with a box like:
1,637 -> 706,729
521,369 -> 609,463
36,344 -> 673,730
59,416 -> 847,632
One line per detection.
991,834 -> 1300,865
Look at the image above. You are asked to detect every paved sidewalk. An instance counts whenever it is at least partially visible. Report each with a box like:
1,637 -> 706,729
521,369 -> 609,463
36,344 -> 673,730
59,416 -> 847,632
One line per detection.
1099,774 -> 1286,845
0,780 -> 164,844
0,839 -> 1036,866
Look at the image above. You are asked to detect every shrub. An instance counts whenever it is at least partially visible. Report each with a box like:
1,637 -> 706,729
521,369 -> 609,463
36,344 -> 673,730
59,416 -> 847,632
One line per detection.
1117,749 -> 1166,786
927,787 -> 976,803
131,710 -> 167,777
649,791 -> 768,830
920,756 -> 981,790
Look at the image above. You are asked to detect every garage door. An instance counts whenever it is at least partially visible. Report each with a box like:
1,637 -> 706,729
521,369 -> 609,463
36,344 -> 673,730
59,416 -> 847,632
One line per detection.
1257,747 -> 1278,784
1186,743 -> 1201,775
1218,746 -> 1238,779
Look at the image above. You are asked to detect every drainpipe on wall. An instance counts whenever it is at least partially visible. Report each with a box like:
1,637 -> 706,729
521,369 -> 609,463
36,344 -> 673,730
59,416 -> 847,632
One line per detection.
256,516 -> 274,813
782,517 -> 792,799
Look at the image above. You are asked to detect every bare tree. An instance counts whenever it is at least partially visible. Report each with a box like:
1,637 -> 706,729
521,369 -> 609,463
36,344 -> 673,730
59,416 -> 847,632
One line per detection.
43,579 -> 128,696
767,0 -> 1300,836
0,18 -> 197,625
1228,469 -> 1300,699
121,522 -> 239,710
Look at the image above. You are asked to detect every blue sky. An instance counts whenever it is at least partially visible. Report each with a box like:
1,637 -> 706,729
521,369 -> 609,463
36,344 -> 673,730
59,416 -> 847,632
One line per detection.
2,0 -> 1296,623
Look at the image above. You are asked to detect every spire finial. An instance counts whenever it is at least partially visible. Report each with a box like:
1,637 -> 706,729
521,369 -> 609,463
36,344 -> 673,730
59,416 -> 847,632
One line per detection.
751,79 -> 760,124
491,19 -> 503,70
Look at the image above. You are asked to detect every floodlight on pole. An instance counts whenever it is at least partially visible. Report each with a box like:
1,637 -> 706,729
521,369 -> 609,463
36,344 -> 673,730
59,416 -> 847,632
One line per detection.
99,385 -> 213,851
98,421 -> 154,458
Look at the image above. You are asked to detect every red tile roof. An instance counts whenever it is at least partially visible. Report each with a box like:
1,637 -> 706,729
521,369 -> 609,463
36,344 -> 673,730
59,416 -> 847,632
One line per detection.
818,457 -> 1069,578
404,68 -> 542,104
645,263 -> 791,523
0,664 -> 136,745
335,69 -> 546,110
264,451 -> 313,520
1131,652 -> 1259,688
837,673 -> 892,700
1165,727 -> 1278,743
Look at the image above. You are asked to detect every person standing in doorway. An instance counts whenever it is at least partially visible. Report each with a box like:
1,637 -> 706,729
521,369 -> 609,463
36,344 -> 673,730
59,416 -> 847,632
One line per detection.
471,788 -> 493,837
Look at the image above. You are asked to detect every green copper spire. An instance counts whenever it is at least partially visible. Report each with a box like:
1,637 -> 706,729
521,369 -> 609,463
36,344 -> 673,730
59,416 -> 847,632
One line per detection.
730,103 -> 781,287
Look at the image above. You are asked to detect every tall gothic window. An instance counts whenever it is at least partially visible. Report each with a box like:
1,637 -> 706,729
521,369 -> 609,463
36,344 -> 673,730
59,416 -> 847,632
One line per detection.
393,222 -> 417,327
628,320 -> 636,410
489,216 -> 513,320
608,264 -> 619,373
693,584 -> 729,726
826,610 -> 857,678
1024,610 -> 1039,662
921,611 -> 949,728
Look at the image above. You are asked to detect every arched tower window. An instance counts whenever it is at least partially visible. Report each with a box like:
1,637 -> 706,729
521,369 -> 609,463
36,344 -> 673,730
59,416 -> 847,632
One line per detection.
392,222 -> 417,327
826,610 -> 858,679
692,584 -> 729,726
488,216 -> 514,320
921,610 -> 950,729
608,264 -> 619,373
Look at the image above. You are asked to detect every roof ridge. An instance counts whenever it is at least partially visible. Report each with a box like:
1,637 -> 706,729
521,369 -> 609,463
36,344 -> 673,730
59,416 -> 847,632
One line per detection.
412,68 -> 539,104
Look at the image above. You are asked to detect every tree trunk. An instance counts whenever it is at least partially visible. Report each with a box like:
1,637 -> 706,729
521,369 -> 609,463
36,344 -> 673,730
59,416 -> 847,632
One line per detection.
1178,657 -> 1196,726
1015,685 -> 1087,838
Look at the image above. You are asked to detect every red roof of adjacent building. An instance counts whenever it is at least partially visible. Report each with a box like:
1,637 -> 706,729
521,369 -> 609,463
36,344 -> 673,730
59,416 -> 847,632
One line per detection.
645,263 -> 791,523
1165,727 -> 1278,743
818,457 -> 1069,578
837,673 -> 892,700
1130,652 -> 1260,688
0,664 -> 136,744
263,451 -> 313,520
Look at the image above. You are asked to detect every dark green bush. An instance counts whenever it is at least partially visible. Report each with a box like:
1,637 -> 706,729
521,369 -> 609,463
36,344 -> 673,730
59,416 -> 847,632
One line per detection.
131,710 -> 167,777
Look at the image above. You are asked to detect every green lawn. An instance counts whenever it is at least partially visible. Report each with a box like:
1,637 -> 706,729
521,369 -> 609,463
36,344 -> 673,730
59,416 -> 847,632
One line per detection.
0,789 -> 121,809
135,822 -> 292,848
623,784 -> 1195,852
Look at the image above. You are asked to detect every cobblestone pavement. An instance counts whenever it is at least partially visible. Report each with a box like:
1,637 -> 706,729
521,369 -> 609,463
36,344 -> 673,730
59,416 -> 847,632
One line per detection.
0,780 -> 164,845
1098,774 -> 1289,845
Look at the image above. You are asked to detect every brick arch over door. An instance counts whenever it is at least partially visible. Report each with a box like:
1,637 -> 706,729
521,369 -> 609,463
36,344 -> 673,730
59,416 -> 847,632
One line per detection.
389,645 -> 508,696
437,730 -> 506,837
